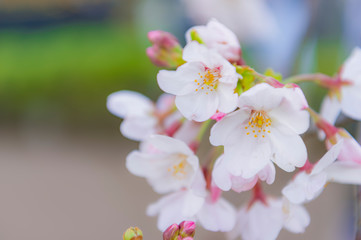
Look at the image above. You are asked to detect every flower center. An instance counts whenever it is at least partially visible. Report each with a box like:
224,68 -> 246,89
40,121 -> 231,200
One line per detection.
194,67 -> 221,94
168,156 -> 188,179
245,111 -> 272,138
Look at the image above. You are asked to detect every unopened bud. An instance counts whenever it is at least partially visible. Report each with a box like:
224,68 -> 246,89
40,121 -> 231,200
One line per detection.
163,223 -> 180,240
147,30 -> 184,68
123,227 -> 143,240
179,221 -> 196,238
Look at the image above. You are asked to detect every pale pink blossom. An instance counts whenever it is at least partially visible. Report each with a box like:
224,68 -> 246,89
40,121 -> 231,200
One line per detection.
316,118 -> 361,164
107,91 -> 179,141
282,140 -> 343,204
185,19 -> 242,63
157,41 -> 239,122
210,83 -> 309,179
212,155 -> 275,193
197,188 -> 236,232
147,177 -> 236,232
326,129 -> 361,164
147,189 -> 205,231
126,135 -> 200,194
228,198 -> 309,240
320,47 -> 361,124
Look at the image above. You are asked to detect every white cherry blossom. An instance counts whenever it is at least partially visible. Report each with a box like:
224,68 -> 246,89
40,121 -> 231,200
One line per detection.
212,154 -> 275,193
107,91 -> 178,141
228,198 -> 309,240
210,83 -> 309,179
126,135 -> 200,194
185,19 -> 242,63
157,41 -> 239,122
320,47 -> 361,124
147,189 -> 205,231
147,181 -> 236,232
326,129 -> 361,165
282,140 -> 343,204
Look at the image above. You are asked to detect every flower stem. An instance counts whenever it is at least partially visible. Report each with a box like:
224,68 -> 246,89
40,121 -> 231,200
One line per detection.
283,73 -> 332,84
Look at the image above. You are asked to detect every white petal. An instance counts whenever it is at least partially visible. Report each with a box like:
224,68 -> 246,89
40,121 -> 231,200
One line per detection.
224,135 -> 271,178
282,172 -> 326,204
173,120 -> 202,145
325,162 -> 361,185
269,125 -> 307,172
238,83 -> 284,111
155,93 -> 175,113
147,135 -> 194,156
217,83 -> 238,113
190,169 -> 207,197
283,200 -> 310,233
341,47 -> 361,82
311,139 -> 343,175
147,191 -> 199,231
175,91 -> 219,122
212,156 -> 232,191
120,116 -> 157,141
337,132 -> 361,164
258,162 -> 276,185
237,200 -> 284,240
197,198 -> 236,232
230,175 -> 258,193
107,90 -> 154,118
341,85 -> 361,121
282,177 -> 307,204
319,95 -> 341,125
183,41 -> 228,68
209,109 -> 249,146
126,151 -> 168,178
181,190 -> 206,217
213,156 -> 259,192
268,87 -> 310,134
157,62 -> 203,95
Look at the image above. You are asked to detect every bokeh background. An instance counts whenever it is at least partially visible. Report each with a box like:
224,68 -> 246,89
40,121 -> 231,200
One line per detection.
0,0 -> 360,239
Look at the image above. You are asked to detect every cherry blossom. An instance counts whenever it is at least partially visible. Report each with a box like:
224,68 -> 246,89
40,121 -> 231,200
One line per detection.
185,19 -> 242,63
212,154 -> 275,192
147,189 -> 205,231
314,115 -> 361,164
147,174 -> 236,232
157,41 -> 239,122
282,140 -> 343,204
228,198 -> 309,240
107,91 -> 179,141
196,186 -> 236,232
210,83 -> 309,179
126,135 -> 201,194
320,47 -> 361,124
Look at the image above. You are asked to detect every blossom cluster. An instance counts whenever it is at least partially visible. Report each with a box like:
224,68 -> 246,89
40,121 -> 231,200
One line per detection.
108,19 -> 361,239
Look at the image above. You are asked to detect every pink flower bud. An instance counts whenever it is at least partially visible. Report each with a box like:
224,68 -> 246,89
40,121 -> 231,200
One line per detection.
148,31 -> 179,49
163,223 -> 180,240
147,30 -> 184,68
179,221 -> 196,238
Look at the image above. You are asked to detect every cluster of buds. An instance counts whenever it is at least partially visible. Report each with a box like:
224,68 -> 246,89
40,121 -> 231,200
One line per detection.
163,221 -> 196,240
109,19 -> 361,240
